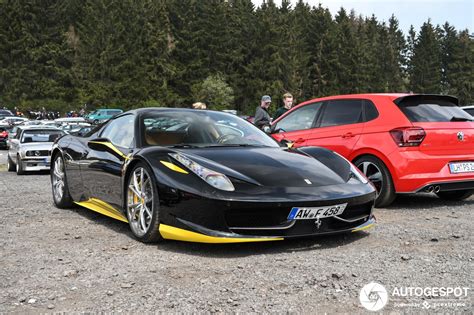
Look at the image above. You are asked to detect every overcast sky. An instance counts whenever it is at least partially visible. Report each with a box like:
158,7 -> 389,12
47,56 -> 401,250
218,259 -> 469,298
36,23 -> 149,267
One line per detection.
251,0 -> 473,34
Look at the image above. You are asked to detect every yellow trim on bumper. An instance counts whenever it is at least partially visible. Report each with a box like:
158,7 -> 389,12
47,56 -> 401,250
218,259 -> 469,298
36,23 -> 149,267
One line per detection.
351,222 -> 375,232
160,161 -> 188,174
75,198 -> 128,223
159,224 -> 283,243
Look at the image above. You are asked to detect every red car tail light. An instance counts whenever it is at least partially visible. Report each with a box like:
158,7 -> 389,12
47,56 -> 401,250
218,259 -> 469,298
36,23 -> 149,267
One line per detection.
0,131 -> 7,138
390,127 -> 426,147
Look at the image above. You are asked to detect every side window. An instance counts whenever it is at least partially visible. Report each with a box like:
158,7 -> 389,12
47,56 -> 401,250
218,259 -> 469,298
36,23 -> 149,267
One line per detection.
320,100 -> 363,127
100,115 -> 135,148
364,100 -> 379,122
274,102 -> 322,132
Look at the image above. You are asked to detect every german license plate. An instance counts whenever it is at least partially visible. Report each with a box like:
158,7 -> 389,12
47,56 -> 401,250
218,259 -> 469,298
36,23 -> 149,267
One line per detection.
287,203 -> 347,220
449,162 -> 474,174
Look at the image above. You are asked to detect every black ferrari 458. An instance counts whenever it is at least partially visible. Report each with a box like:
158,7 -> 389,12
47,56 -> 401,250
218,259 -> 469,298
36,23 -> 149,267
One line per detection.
50,108 -> 376,243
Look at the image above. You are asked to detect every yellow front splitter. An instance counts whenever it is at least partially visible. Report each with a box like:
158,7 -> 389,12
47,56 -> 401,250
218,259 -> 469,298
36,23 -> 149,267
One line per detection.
351,217 -> 376,232
159,224 -> 283,243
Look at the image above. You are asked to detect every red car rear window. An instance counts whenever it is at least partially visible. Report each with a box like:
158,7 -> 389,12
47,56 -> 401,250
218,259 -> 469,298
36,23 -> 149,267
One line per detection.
395,95 -> 472,123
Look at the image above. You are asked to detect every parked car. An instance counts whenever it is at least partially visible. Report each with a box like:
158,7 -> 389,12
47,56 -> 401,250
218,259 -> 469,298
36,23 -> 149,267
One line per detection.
0,109 -> 14,119
86,109 -> 123,124
50,108 -> 376,243
7,126 -> 65,174
59,122 -> 91,133
55,117 -> 86,124
0,116 -> 28,126
461,105 -> 474,117
271,94 -> 474,207
0,126 -> 8,149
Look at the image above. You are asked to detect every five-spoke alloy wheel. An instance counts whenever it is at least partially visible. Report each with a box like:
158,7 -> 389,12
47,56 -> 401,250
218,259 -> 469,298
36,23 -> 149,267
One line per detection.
126,163 -> 161,242
355,155 -> 396,208
51,153 -> 73,208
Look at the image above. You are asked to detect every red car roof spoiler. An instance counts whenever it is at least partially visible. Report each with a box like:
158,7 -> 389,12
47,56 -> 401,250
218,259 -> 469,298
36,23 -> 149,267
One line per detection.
394,94 -> 459,106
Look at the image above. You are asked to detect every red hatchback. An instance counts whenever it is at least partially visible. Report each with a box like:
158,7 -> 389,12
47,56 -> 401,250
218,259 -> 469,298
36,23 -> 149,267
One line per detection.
271,94 -> 474,207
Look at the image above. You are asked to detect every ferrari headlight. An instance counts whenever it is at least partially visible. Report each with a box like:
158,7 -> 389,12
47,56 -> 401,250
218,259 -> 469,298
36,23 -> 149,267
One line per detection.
349,164 -> 368,184
170,153 -> 235,191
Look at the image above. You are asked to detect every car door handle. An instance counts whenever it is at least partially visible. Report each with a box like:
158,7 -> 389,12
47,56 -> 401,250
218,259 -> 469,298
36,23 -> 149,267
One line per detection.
342,132 -> 355,138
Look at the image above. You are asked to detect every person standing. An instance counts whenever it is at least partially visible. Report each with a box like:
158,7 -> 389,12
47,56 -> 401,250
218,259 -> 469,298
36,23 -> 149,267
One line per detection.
254,95 -> 272,132
273,92 -> 294,120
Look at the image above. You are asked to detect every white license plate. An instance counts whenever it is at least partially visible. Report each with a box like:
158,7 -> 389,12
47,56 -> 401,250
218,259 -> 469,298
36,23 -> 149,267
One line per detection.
287,203 -> 347,220
449,162 -> 474,174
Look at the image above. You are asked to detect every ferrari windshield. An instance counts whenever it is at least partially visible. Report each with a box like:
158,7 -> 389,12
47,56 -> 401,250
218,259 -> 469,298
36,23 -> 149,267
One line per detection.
21,130 -> 64,143
142,110 -> 279,148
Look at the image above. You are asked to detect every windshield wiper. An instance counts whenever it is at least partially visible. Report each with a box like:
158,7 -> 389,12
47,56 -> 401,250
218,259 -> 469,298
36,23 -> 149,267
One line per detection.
203,144 -> 264,148
450,116 -> 473,122
167,144 -> 202,148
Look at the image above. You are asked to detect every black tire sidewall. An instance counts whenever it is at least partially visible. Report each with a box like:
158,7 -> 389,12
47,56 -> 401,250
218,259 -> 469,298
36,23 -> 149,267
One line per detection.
16,156 -> 25,175
354,155 -> 396,208
125,162 -> 162,243
7,154 -> 15,172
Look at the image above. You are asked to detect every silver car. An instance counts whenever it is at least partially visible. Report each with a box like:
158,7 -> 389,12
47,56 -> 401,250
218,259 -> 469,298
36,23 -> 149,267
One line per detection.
7,126 -> 65,174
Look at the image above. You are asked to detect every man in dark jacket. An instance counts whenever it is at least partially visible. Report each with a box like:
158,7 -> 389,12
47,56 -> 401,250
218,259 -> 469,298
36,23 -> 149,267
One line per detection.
254,95 -> 272,132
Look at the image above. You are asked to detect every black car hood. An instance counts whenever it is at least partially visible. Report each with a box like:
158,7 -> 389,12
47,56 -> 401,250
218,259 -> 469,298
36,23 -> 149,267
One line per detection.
177,147 -> 346,187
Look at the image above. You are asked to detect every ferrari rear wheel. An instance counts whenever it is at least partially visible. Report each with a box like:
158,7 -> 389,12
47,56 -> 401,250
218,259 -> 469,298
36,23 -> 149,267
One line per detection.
7,154 -> 15,172
51,153 -> 73,208
126,163 -> 162,243
354,155 -> 396,208
436,189 -> 474,201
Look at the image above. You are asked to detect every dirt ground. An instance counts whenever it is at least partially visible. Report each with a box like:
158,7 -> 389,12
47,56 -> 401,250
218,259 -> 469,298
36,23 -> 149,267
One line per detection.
0,151 -> 472,313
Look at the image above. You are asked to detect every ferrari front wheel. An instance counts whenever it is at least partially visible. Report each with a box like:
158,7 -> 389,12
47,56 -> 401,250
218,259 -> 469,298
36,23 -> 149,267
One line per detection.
126,163 -> 162,243
51,153 -> 73,208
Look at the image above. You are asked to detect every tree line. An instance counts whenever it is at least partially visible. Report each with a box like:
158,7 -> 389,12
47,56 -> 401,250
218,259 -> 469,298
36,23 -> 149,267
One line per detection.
0,0 -> 472,115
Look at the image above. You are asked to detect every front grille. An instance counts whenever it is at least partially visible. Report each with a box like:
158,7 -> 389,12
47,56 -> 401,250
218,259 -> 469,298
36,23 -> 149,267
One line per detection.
26,150 -> 51,157
225,207 -> 290,228
337,202 -> 373,220
225,201 -> 373,229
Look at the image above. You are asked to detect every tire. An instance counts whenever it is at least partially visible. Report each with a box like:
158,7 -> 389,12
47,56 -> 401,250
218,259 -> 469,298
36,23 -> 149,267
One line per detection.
354,155 -> 396,208
7,154 -> 15,172
436,190 -> 474,201
51,153 -> 74,208
125,162 -> 162,243
16,156 -> 25,175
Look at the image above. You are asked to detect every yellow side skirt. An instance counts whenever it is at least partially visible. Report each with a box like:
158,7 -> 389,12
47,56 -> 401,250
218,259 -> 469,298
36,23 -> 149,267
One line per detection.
75,198 -> 128,223
159,224 -> 283,243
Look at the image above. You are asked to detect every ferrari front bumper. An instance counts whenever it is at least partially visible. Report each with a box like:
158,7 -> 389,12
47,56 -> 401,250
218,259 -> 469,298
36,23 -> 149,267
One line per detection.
159,215 -> 376,243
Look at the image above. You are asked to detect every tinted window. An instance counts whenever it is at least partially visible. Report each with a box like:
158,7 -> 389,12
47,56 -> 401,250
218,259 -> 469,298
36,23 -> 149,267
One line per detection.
274,103 -> 322,132
364,100 -> 379,122
320,100 -> 363,127
400,103 -> 472,122
101,115 -> 135,148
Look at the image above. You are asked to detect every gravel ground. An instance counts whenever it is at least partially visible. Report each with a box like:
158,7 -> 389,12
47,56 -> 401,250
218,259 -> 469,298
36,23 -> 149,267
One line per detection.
0,150 -> 472,313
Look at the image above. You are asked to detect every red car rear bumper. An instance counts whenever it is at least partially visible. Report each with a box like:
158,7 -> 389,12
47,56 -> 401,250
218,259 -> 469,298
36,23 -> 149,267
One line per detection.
387,149 -> 474,193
